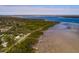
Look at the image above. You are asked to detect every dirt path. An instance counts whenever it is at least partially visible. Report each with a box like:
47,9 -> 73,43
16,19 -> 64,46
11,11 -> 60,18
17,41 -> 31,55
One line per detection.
35,22 -> 79,53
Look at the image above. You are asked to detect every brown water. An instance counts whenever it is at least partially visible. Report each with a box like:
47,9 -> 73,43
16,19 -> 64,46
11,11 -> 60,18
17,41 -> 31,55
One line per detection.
35,22 -> 79,53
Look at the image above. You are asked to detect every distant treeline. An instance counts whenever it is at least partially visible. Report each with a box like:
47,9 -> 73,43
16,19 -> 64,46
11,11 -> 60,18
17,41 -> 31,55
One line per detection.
0,16 -> 45,21
60,15 -> 79,18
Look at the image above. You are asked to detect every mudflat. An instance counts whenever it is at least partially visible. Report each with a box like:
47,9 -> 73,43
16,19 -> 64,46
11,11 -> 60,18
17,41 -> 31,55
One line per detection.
35,22 -> 79,53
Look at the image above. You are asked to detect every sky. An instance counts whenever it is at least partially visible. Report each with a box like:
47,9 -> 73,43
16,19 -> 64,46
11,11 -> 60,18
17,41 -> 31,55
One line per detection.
0,5 -> 79,15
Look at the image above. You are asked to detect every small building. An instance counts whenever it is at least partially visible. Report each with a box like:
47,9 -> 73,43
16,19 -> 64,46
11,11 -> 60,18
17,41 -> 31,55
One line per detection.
1,42 -> 8,48
14,33 -> 24,40
14,36 -> 20,40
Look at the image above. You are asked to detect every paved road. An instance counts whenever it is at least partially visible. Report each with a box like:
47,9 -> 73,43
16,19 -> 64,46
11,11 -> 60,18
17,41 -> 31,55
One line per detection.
35,22 -> 79,53
4,33 -> 31,52
4,25 -> 47,53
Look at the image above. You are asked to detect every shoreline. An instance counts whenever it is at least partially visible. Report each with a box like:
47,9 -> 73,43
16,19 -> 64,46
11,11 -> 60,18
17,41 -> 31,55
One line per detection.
35,22 -> 79,53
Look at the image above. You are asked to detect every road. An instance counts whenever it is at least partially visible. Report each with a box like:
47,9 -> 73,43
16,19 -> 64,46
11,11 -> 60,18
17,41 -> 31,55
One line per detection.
4,25 -> 47,53
4,33 -> 31,52
35,22 -> 79,53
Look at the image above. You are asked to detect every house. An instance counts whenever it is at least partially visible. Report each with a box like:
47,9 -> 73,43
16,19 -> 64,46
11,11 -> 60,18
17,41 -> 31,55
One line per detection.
14,36 -> 20,40
1,42 -> 8,47
14,33 -> 24,40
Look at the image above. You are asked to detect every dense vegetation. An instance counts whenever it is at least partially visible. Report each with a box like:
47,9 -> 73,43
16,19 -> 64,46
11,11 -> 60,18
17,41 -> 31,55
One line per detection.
0,16 -> 58,53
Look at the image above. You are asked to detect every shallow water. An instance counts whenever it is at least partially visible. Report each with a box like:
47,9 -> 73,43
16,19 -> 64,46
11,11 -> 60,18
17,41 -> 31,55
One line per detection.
35,22 -> 79,53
